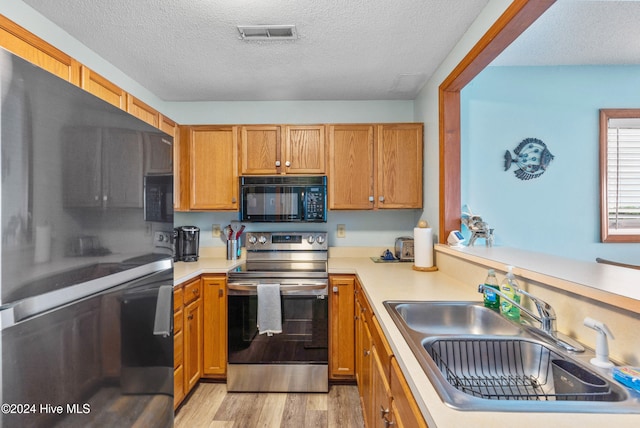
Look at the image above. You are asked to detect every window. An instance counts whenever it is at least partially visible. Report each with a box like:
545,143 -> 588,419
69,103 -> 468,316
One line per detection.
600,109 -> 640,242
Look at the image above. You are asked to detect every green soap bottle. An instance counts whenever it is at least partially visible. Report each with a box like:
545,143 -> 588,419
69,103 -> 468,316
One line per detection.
500,266 -> 521,321
482,269 -> 500,310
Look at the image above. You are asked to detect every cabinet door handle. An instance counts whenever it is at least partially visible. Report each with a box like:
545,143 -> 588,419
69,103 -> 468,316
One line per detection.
379,196 -> 385,202
218,288 -> 223,298
332,286 -> 338,293
380,405 -> 390,418
275,160 -> 281,167
231,197 -> 237,203
383,417 -> 395,427
285,161 -> 291,167
369,196 -> 374,202
364,349 -> 370,357
187,314 -> 194,320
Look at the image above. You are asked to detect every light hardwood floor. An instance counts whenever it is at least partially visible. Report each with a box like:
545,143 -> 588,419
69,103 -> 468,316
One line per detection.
175,383 -> 364,428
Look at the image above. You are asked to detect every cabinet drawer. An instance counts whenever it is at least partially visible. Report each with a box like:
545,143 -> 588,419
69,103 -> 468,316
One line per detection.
183,279 -> 202,305
174,287 -> 184,311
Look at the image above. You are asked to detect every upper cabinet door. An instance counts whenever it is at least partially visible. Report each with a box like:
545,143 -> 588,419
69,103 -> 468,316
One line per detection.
284,125 -> 326,174
0,15 -> 80,85
328,125 -> 375,210
80,66 -> 126,109
240,125 -> 281,175
126,94 -> 160,129
376,124 -> 423,209
188,126 -> 238,211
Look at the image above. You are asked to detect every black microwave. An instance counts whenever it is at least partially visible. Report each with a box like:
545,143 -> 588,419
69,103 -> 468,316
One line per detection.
144,174 -> 173,223
240,176 -> 327,222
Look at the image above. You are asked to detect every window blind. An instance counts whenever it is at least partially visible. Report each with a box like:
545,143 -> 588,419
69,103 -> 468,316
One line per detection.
607,124 -> 640,231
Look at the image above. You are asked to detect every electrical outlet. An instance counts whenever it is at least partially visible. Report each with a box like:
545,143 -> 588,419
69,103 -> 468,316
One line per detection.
337,224 -> 346,238
212,224 -> 221,237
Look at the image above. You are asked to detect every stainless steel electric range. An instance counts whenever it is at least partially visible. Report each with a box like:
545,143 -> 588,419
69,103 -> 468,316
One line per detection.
226,231 -> 329,392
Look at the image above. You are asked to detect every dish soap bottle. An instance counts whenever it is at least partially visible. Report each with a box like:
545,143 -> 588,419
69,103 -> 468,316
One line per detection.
500,266 -> 521,321
482,269 -> 500,311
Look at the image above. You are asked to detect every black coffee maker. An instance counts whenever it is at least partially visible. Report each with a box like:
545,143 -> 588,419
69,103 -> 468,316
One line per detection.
176,226 -> 200,262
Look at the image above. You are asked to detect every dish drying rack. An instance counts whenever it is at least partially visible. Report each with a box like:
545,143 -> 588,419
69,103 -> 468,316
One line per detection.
428,338 -> 613,401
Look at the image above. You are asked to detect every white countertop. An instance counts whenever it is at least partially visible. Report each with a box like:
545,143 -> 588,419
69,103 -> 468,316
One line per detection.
173,253 -> 640,427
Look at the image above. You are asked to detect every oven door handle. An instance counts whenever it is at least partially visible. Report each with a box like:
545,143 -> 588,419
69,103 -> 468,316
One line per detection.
227,282 -> 328,292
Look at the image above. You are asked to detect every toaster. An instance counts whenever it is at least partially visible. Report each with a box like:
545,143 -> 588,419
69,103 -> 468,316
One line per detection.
394,237 -> 414,261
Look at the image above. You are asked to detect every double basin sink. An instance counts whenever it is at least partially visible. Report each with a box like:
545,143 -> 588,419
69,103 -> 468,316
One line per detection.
384,301 -> 640,413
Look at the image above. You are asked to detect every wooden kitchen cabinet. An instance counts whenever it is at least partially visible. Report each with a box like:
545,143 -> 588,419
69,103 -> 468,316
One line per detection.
202,275 -> 227,378
355,288 -> 374,427
182,278 -> 203,397
126,94 -> 160,129
354,277 -> 429,428
80,65 -> 126,109
183,126 -> 239,210
390,357 -> 429,428
371,345 -> 394,428
328,123 -> 423,210
376,123 -> 423,209
173,286 -> 185,409
0,15 -> 80,85
329,275 -> 356,380
240,125 -> 280,175
240,125 -> 325,175
328,124 -> 376,209
284,125 -> 326,174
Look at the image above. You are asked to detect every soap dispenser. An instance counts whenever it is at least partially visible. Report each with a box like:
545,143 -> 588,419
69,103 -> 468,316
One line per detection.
584,317 -> 615,368
500,266 -> 521,321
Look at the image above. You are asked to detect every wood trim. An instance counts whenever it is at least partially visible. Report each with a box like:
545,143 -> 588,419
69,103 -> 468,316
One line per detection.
599,108 -> 640,243
438,0 -> 555,243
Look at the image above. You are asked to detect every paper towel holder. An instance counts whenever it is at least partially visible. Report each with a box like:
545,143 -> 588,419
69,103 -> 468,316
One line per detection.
412,265 -> 438,272
413,223 -> 438,272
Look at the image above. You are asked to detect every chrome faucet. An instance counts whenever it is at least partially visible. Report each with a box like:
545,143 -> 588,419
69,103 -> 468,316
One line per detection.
478,283 -> 584,352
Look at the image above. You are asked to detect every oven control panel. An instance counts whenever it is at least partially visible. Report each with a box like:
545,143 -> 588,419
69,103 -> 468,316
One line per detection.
245,232 -> 328,251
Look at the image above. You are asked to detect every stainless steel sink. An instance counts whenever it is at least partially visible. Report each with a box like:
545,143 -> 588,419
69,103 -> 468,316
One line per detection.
384,301 -> 640,413
392,301 -> 523,336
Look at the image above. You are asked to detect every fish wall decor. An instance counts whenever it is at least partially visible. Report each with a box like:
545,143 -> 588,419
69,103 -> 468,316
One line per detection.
504,137 -> 554,180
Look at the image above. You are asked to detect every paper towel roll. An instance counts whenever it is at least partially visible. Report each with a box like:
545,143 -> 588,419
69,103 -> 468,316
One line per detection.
34,224 -> 51,263
413,227 -> 433,268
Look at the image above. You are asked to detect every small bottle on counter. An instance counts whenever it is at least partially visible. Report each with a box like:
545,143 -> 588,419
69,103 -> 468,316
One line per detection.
482,269 -> 500,311
500,266 -> 521,321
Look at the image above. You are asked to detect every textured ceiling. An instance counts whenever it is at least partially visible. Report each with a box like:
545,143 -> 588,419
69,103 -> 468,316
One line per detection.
20,0 -> 640,102
21,0 -> 489,101
493,0 -> 640,66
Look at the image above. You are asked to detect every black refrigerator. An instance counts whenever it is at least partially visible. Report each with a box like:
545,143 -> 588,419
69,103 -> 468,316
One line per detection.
0,48 -> 174,427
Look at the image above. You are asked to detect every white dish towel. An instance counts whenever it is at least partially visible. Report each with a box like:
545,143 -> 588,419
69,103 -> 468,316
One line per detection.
257,283 -> 282,336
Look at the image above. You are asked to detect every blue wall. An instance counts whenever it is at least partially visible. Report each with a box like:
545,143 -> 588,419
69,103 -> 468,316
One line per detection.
461,65 -> 640,263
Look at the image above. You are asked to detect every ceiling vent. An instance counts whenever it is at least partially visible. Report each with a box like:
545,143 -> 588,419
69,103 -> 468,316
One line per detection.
237,25 -> 298,41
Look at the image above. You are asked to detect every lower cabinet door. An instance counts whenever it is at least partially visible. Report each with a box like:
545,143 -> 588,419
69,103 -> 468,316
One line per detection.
184,298 -> 202,391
